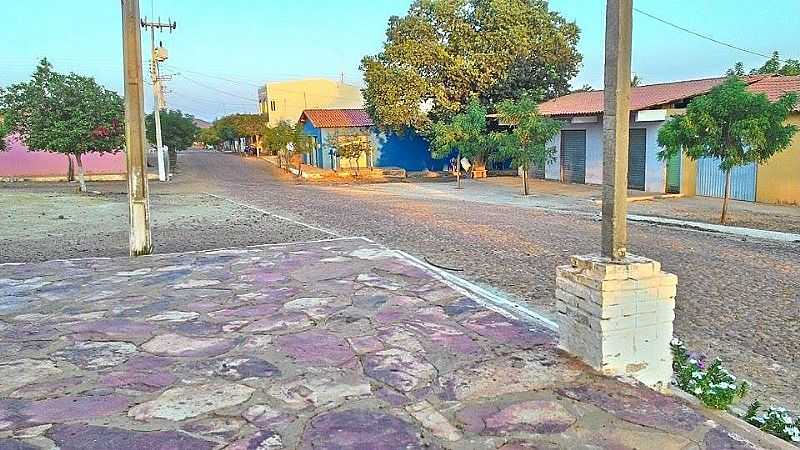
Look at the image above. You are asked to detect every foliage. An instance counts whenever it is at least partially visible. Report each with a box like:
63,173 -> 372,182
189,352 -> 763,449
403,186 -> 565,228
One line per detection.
215,113 -> 270,138
670,338 -> 748,410
145,109 -> 198,152
260,121 -> 314,169
429,98 -> 490,163
361,0 -> 581,132
325,131 -> 375,173
491,97 -> 561,171
0,59 -> 124,191
631,74 -> 642,87
657,76 -> 798,223
743,401 -> 800,443
196,127 -> 221,147
728,52 -> 800,77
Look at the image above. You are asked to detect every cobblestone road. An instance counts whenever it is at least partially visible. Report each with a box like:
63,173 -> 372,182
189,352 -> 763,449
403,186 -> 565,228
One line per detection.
3,151 -> 798,415
171,153 -> 799,414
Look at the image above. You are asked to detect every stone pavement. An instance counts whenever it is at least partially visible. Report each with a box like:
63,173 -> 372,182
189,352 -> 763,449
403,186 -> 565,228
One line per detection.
0,237 -> 776,449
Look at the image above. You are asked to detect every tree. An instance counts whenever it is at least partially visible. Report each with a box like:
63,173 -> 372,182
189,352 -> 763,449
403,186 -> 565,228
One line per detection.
429,98 -> 490,189
657,77 -> 798,224
361,0 -> 581,132
197,127 -> 221,148
326,131 -> 375,176
262,121 -> 295,167
491,97 -> 561,195
727,52 -> 800,77
287,123 -> 315,176
631,74 -> 642,87
145,109 -> 198,152
0,59 -> 124,192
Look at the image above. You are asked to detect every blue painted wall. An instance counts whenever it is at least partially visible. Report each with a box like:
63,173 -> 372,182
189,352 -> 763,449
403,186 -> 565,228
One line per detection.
300,123 -> 445,172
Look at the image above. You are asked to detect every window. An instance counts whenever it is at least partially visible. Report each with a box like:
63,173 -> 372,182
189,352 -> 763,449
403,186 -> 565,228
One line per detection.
270,100 -> 277,112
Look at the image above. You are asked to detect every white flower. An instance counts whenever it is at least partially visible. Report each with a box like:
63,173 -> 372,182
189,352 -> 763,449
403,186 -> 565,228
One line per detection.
694,387 -> 703,395
783,416 -> 795,425
689,358 -> 698,365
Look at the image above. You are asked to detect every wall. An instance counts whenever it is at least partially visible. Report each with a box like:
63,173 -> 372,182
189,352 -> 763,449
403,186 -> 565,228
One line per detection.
373,129 -> 434,172
0,136 -> 127,178
755,113 -> 800,205
261,79 -> 364,127
545,114 -> 667,193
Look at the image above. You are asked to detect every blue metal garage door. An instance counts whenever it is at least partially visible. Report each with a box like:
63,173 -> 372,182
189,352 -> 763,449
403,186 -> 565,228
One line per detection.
696,158 -> 756,201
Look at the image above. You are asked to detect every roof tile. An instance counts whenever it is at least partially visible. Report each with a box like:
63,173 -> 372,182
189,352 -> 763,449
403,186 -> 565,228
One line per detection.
300,109 -> 373,128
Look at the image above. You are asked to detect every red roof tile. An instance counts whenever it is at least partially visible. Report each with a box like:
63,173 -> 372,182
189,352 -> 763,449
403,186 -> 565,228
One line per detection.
539,75 -> 775,116
299,109 -> 374,128
747,75 -> 800,103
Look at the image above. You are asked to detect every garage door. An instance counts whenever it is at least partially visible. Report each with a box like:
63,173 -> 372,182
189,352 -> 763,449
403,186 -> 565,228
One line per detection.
696,158 -> 756,201
560,130 -> 586,184
627,129 -> 646,191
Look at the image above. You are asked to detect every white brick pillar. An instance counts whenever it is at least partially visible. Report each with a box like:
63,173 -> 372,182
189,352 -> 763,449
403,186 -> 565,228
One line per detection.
556,254 -> 677,389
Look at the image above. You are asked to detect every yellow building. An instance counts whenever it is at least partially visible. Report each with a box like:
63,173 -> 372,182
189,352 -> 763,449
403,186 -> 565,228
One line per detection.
258,79 -> 364,128
755,113 -> 800,205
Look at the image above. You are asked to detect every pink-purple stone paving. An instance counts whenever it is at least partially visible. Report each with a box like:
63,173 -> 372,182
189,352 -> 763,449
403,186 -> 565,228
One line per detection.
0,238 -> 766,449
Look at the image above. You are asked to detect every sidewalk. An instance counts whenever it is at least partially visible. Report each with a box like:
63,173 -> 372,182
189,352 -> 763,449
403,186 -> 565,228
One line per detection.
337,177 -> 800,241
0,237 -> 784,449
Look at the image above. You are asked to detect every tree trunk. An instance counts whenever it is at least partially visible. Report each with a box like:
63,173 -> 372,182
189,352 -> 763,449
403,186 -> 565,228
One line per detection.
720,168 -> 731,224
297,157 -> 302,177
522,164 -> 529,196
456,151 -> 462,189
66,155 -> 75,182
75,153 -> 87,193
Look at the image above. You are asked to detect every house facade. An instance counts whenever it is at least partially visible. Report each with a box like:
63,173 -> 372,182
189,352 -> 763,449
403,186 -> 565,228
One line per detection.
258,79 -> 364,128
298,109 -> 436,172
539,75 -> 800,204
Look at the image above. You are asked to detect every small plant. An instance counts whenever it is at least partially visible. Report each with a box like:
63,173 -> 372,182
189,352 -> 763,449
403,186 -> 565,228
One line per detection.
743,401 -> 800,443
670,338 -> 748,410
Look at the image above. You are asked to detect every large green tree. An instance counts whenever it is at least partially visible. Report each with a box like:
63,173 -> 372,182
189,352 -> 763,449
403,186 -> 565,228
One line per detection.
491,97 -> 561,195
145,109 -> 198,152
658,77 -> 798,224
361,0 -> 581,132
0,59 -> 124,192
430,98 -> 490,188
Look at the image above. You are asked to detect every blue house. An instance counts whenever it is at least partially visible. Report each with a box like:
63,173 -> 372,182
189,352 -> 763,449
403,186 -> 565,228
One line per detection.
298,109 -> 441,172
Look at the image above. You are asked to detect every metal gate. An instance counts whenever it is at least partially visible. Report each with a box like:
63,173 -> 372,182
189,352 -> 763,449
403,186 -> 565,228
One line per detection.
696,158 -> 757,201
627,128 -> 646,190
665,151 -> 681,193
560,130 -> 586,184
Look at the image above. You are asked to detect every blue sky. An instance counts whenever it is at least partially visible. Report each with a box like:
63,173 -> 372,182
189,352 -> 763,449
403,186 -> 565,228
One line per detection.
1,0 -> 798,120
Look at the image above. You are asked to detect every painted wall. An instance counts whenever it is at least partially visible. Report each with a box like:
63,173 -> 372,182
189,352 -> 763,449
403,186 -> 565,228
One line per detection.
545,114 -> 667,192
0,136 -> 126,178
374,130 -> 433,172
260,79 -> 364,127
755,113 -> 800,205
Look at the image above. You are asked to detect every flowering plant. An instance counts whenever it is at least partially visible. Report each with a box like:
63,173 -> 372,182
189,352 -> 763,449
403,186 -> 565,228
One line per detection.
670,338 -> 748,410
743,401 -> 800,443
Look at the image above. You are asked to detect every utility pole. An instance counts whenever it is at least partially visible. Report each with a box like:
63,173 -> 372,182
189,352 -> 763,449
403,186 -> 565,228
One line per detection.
600,0 -> 632,260
141,17 -> 176,182
121,0 -> 153,256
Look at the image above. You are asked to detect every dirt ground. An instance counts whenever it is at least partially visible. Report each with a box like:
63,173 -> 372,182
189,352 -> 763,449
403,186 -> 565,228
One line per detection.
0,189 -> 328,263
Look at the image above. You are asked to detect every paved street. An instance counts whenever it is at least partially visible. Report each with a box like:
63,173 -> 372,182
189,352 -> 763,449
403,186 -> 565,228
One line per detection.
2,151 -> 799,415
0,237 -> 779,449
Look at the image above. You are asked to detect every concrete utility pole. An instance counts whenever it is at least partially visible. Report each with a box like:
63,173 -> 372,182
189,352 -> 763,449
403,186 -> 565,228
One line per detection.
141,17 -> 176,182
121,0 -> 153,256
600,0 -> 633,261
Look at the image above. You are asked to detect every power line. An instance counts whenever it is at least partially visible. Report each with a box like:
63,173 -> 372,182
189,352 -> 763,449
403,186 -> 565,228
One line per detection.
633,7 -> 791,61
176,73 -> 258,102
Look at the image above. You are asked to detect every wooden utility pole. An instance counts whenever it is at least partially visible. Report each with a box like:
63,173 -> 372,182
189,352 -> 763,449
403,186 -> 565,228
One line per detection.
601,0 -> 633,260
122,0 -> 153,256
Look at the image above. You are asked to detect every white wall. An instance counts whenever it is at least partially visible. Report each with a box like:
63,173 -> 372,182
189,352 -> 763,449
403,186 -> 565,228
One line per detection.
545,114 -> 668,193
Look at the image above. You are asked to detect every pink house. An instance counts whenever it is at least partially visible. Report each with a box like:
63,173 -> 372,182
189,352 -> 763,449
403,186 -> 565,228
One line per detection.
0,135 -> 127,179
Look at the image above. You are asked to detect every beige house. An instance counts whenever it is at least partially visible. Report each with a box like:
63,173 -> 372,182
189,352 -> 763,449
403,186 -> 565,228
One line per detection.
258,79 -> 364,128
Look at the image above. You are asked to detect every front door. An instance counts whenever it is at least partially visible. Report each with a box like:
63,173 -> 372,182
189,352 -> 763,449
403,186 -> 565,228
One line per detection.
627,128 -> 647,191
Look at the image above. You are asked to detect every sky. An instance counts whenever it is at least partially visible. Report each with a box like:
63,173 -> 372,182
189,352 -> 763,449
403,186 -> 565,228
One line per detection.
1,0 -> 798,121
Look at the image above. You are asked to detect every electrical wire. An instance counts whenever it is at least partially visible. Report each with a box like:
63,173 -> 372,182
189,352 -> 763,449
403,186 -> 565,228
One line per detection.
633,7 -> 795,62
